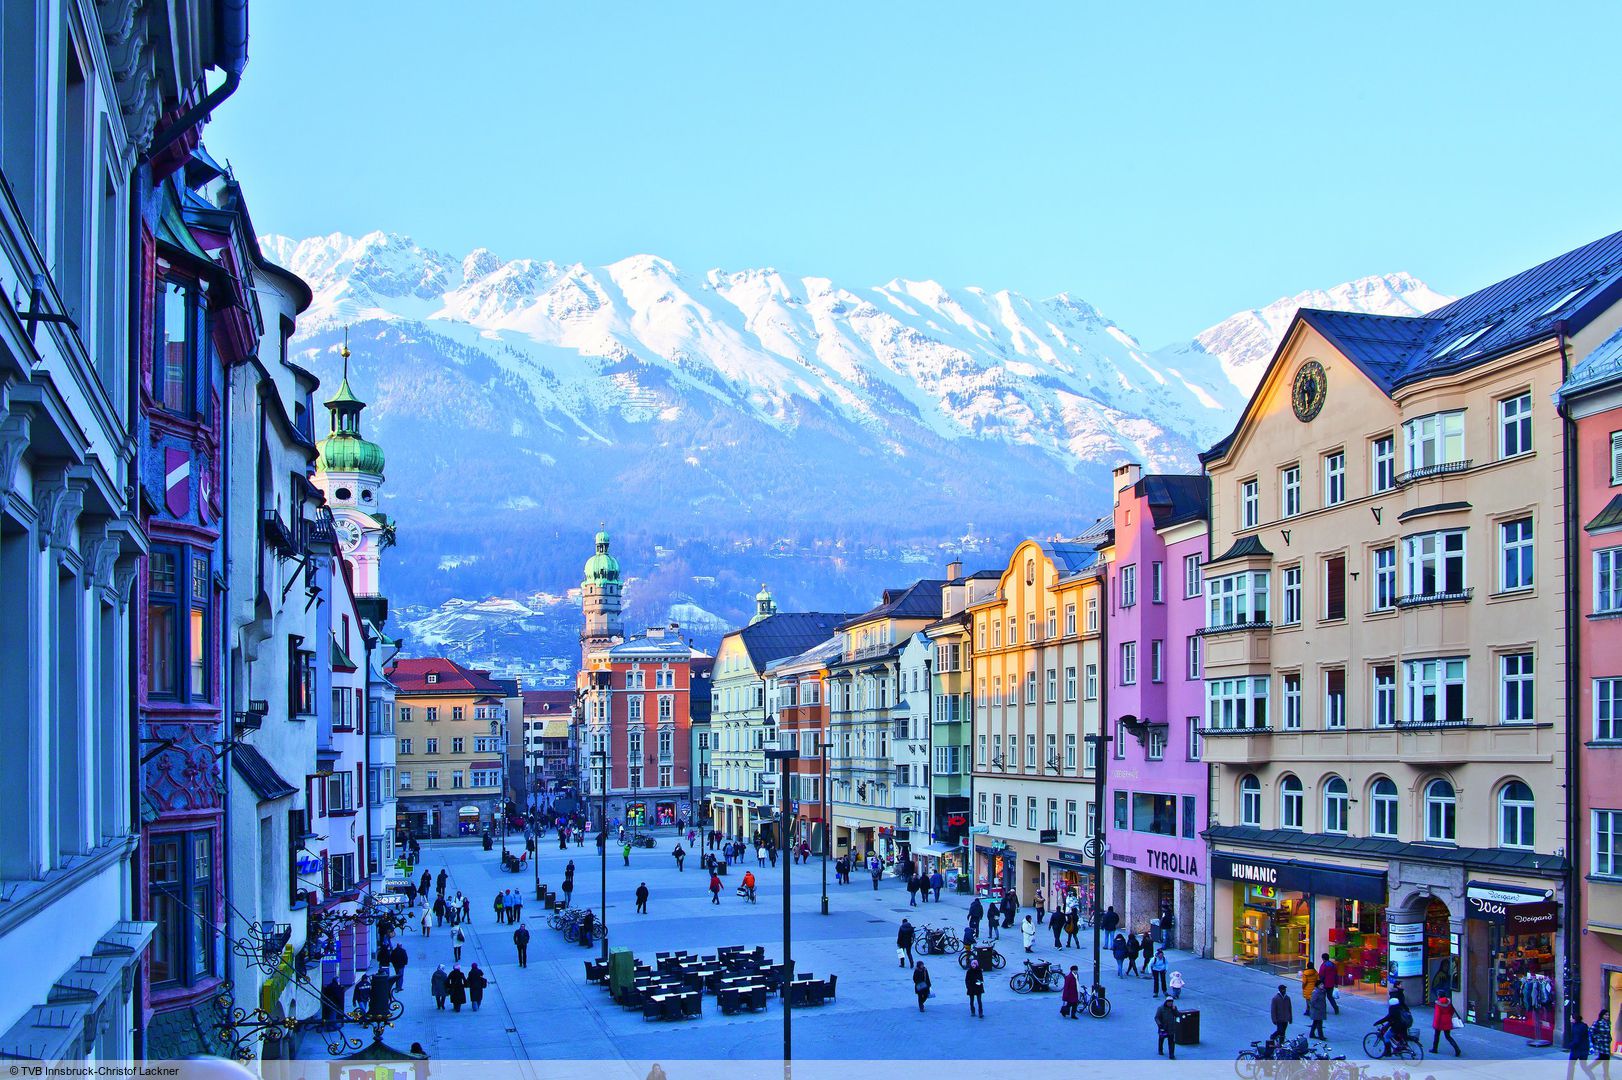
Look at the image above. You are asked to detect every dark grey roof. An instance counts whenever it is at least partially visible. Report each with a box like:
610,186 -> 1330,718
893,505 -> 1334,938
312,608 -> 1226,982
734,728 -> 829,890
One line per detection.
1586,494 -> 1622,534
737,612 -> 854,669
1137,473 -> 1210,529
233,744 -> 297,802
1208,535 -> 1272,565
1206,824 -> 1567,876
1563,324 -> 1622,400
1207,228 -> 1622,462
838,579 -> 946,631
1397,501 -> 1471,523
1040,542 -> 1100,576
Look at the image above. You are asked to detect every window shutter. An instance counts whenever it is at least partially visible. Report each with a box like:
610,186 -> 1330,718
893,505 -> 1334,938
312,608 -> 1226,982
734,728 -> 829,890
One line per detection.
1612,431 -> 1622,484
1325,556 -> 1347,620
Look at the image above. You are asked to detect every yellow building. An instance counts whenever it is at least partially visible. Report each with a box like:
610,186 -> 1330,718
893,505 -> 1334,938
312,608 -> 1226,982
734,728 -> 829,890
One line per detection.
968,540 -> 1104,907
1200,232 -> 1622,1026
388,657 -> 511,839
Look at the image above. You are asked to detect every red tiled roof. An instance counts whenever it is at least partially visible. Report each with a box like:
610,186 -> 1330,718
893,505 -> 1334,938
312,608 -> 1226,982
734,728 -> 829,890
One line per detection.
522,690 -> 575,716
386,657 -> 507,694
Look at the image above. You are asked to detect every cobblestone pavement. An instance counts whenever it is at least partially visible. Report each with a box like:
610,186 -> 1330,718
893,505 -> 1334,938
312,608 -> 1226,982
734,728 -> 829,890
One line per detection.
383,834 -> 1566,1070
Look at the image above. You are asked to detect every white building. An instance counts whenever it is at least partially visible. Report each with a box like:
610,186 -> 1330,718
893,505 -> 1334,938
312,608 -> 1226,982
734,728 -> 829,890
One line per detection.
895,631 -> 935,846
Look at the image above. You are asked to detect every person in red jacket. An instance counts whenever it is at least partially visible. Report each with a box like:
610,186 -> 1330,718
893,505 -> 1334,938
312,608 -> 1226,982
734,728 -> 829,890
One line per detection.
1316,953 -> 1341,1015
1431,994 -> 1462,1057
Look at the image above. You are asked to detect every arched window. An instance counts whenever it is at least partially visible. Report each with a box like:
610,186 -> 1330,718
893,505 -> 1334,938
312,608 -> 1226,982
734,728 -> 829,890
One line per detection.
1281,775 -> 1304,829
1371,778 -> 1399,838
1323,777 -> 1349,834
1499,781 -> 1535,850
1424,778 -> 1457,842
1240,775 -> 1262,827
1026,559 -> 1036,586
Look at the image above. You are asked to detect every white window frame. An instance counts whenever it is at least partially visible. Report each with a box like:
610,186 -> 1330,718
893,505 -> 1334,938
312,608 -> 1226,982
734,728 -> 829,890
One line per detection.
1424,778 -> 1457,842
1595,809 -> 1622,877
1404,657 -> 1468,725
1499,517 -> 1534,593
1371,778 -> 1398,839
1121,642 -> 1137,686
1373,665 -> 1397,728
1499,652 -> 1534,725
1206,571 -> 1270,628
1597,547 -> 1622,613
1403,410 -> 1466,474
1239,775 -> 1262,827
1372,545 -> 1398,611
1281,465 -> 1301,519
1206,676 -> 1270,731
1498,782 -> 1534,850
1324,451 -> 1345,507
1324,668 -> 1346,730
1241,479 -> 1259,529
1281,565 -> 1301,625
1185,554 -> 1203,599
1120,564 -> 1138,608
1499,392 -> 1532,460
1323,777 -> 1349,834
1186,635 -> 1201,680
1281,777 -> 1304,829
1597,678 -> 1622,741
1403,530 -> 1467,599
1282,672 -> 1302,731
1372,434 -> 1396,493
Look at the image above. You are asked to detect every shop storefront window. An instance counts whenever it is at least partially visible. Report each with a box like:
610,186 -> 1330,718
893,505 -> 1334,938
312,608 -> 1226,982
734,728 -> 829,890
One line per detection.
1234,883 -> 1310,974
1329,898 -> 1389,996
1131,793 -> 1177,835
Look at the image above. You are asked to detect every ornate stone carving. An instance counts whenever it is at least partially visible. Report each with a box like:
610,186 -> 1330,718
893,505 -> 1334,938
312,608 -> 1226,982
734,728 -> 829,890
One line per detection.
34,477 -> 86,555
0,414 -> 30,515
113,557 -> 140,611
95,0 -> 160,153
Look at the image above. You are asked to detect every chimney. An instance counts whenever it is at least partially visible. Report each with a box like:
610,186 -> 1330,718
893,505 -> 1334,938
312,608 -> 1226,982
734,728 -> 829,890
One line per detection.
1113,462 -> 1142,493
946,559 -> 963,581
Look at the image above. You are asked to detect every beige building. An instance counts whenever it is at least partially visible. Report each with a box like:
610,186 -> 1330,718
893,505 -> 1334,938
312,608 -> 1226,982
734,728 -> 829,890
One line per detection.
1200,233 -> 1622,1033
388,658 -> 511,838
968,540 -> 1104,908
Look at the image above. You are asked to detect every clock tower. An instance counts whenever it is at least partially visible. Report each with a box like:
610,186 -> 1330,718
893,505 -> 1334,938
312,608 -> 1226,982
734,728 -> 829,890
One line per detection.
313,336 -> 394,624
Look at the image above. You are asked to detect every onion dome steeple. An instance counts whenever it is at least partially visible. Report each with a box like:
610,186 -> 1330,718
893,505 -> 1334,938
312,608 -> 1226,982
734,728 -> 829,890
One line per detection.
315,330 -> 386,477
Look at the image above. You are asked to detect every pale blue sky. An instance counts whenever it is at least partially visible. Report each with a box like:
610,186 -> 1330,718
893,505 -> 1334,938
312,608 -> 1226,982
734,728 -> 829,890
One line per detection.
208,2 -> 1622,345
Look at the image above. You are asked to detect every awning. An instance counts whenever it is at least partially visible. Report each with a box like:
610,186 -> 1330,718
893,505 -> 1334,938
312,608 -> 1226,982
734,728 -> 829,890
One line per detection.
914,842 -> 959,858
233,744 -> 298,802
471,760 -> 502,771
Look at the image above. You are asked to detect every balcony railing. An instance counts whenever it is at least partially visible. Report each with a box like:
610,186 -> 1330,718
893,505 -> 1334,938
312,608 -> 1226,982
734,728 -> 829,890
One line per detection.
1394,717 -> 1473,731
1395,459 -> 1472,486
1200,619 -> 1273,637
1396,589 -> 1473,608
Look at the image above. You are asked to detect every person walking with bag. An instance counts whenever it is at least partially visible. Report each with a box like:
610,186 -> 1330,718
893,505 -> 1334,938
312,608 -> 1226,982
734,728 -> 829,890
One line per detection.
708,872 -> 722,905
1316,953 -> 1341,1014
913,961 -> 931,1012
1156,997 -> 1181,1059
467,963 -> 487,1012
1431,993 -> 1462,1057
1048,908 -> 1065,950
1065,906 -> 1081,949
1060,965 -> 1081,1019
965,958 -> 985,1018
897,918 -> 916,967
451,925 -> 466,964
1307,982 -> 1329,1040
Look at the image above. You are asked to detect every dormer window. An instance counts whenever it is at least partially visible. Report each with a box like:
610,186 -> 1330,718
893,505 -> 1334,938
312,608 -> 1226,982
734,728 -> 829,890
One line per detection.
426,673 -> 438,684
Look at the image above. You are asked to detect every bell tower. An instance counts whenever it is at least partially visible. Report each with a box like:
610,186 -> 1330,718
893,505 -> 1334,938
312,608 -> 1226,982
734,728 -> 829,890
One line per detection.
313,331 -> 393,624
581,526 -> 624,661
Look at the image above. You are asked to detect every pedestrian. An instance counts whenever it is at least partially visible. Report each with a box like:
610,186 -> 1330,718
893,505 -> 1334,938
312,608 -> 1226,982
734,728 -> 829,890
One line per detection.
1034,888 -> 1046,922
757,845 -> 767,867
968,897 -> 984,937
622,842 -> 631,866
1270,983 -> 1293,1043
1169,970 -> 1184,1001
962,919 -> 977,949
1150,950 -> 1169,996
420,869 -> 432,898
673,844 -> 685,872
1307,982 -> 1329,1040
1156,996 -> 1180,1058
1139,928 -> 1154,975
1021,915 -> 1036,953
436,868 -> 447,897
1125,931 -> 1142,976
898,918 -> 915,966
907,875 -> 919,907
494,892 -> 504,923
913,961 -> 931,1012
1060,965 -> 1080,1018
447,965 -> 467,1013
430,964 -> 448,1009
433,895 -> 445,926
965,958 -> 986,1018
1316,953 -> 1341,1014
390,942 -> 408,989
1111,933 -> 1128,976
420,907 -> 431,936
769,847 -> 778,868
562,877 -> 574,906
510,889 -> 523,924
1066,907 -> 1081,949
452,925 -> 466,964
1572,1014 -> 1595,1080
931,870 -> 943,902
354,974 -> 372,1018
1431,993 -> 1462,1057
1100,905 -> 1120,937
636,882 -> 650,914
461,894 -> 471,922
1595,1008 -> 1613,1080
467,963 -> 487,1012
709,872 -> 722,905
1049,909 -> 1065,950
514,923 -> 530,967
1001,893 -> 1017,929
871,863 -> 882,891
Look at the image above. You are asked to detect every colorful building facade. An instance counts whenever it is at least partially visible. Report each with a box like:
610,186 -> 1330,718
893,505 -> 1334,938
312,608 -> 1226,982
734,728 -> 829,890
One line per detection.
390,658 -> 510,838
1097,465 -> 1211,952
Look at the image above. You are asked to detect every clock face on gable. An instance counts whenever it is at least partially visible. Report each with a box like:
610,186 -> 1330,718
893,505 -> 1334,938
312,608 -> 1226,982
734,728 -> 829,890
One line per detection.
1291,360 -> 1327,423
335,516 -> 363,553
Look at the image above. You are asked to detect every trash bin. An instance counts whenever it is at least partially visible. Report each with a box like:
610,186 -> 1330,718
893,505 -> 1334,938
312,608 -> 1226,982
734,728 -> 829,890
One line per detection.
608,947 -> 635,1000
1175,1009 -> 1200,1045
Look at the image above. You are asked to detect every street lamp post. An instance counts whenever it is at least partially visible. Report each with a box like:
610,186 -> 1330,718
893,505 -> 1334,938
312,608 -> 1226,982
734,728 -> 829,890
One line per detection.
764,742 -> 797,1079
818,738 -> 832,915
1084,730 -> 1111,1002
593,748 -> 609,961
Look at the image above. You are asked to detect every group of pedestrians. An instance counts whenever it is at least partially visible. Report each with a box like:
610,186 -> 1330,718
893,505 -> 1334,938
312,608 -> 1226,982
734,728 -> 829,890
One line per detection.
429,962 -> 488,1013
906,870 -> 944,905
491,887 -> 525,924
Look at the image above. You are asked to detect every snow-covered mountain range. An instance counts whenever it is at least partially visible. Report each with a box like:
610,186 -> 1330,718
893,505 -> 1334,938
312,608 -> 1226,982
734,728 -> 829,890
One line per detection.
264,231 -> 1450,672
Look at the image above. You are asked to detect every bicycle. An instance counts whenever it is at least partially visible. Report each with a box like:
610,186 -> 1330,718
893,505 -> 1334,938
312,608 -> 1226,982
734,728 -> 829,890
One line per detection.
1361,1029 -> 1423,1062
920,926 -> 959,955
958,944 -> 1006,970
1008,959 -> 1062,994
1078,981 -> 1110,1018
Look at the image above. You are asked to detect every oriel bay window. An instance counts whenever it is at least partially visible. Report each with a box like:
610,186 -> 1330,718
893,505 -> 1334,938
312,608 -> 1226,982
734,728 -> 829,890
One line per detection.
1206,676 -> 1270,730
1206,571 -> 1269,629
1403,530 -> 1467,600
155,276 -> 199,414
149,830 -> 216,988
1403,410 -> 1466,476
147,546 -> 211,702
1405,658 -> 1468,725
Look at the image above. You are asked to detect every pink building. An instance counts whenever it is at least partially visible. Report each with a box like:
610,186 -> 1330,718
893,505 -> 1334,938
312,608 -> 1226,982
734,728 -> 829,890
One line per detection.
1562,326 -> 1622,1037
1099,464 -> 1211,953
